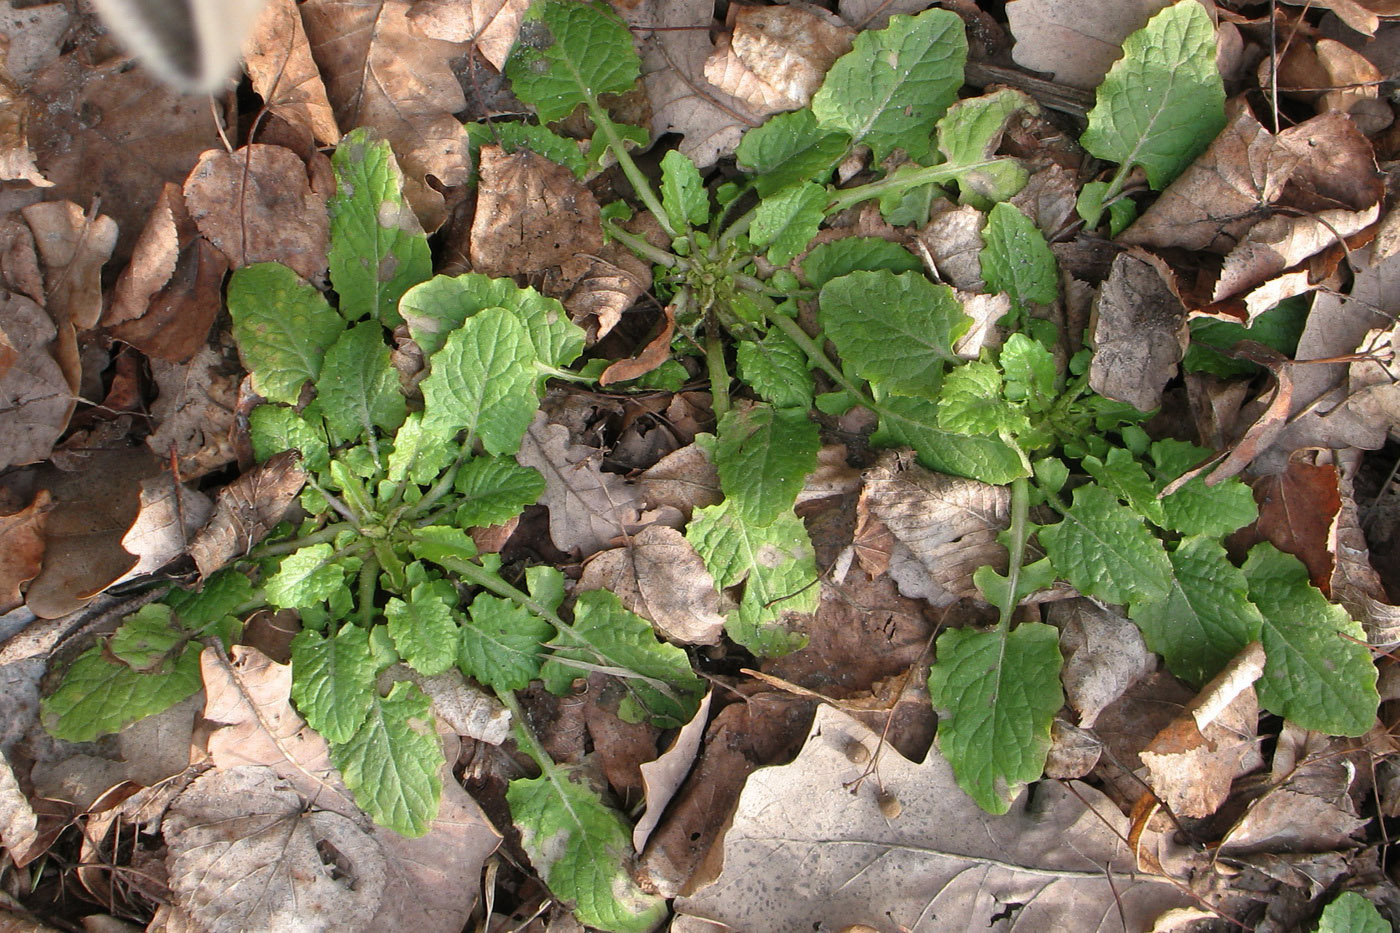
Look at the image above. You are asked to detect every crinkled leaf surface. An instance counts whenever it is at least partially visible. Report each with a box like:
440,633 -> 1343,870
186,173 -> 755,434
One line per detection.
735,108 -> 848,198
290,625 -> 377,745
328,127 -> 431,326
250,404 -> 331,472
507,769 -> 666,933
736,329 -> 815,410
1151,439 -> 1258,536
1080,0 -> 1226,189
420,306 -> 540,455
1039,483 -> 1172,605
873,393 -> 1030,484
1245,544 -> 1378,736
43,641 -> 202,742
228,262 -> 345,405
801,237 -> 922,288
659,149 -> 708,232
715,405 -> 819,527
1129,536 -> 1264,687
505,0 -> 640,124
386,584 -> 460,676
981,202 -> 1058,316
317,322 -> 408,445
937,361 -> 1029,437
400,272 -> 583,366
454,456 -> 545,528
108,603 -> 187,671
751,181 -> 828,266
928,623 -> 1063,814
811,8 -> 967,162
330,681 -> 444,837
265,543 -> 348,610
1081,446 -> 1164,525
461,593 -> 554,692
820,270 -> 967,399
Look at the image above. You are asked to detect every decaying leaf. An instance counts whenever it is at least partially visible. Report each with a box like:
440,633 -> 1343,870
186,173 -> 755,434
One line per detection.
0,489 -> 47,614
188,451 -> 309,577
408,0 -> 529,71
579,524 -> 725,645
22,200 -> 116,335
1050,599 -> 1153,729
1006,0 -> 1181,90
243,0 -> 341,146
0,292 -> 69,470
0,751 -> 40,866
115,474 -> 213,586
470,146 -> 603,278
634,690 -> 712,853
144,344 -> 241,481
674,704 -> 1191,931
704,4 -> 853,116
1089,249 -> 1188,412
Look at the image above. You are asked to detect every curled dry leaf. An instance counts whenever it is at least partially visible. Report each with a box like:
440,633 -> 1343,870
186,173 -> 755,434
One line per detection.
579,524 -> 725,645
470,146 -> 603,279
1212,204 -> 1378,304
0,489 -> 47,614
408,0 -> 529,71
301,0 -> 472,232
183,144 -> 330,284
704,3 -> 853,116
243,0 -> 341,146
634,690 -> 712,853
115,474 -> 213,587
0,292 -> 69,470
0,59 -> 50,187
188,450 -> 308,577
22,200 -> 116,335
144,344 -> 241,480
0,752 -> 40,867
1089,249 -> 1187,413
599,302 -> 675,386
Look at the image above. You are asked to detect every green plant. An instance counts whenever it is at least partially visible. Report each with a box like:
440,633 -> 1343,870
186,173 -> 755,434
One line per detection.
41,1 -> 1381,928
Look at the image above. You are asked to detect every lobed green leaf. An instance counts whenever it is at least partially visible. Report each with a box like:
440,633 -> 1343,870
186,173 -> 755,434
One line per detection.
330,682 -> 444,837
715,405 -> 819,527
289,625 -> 378,744
461,593 -> 555,693
1038,483 -> 1172,605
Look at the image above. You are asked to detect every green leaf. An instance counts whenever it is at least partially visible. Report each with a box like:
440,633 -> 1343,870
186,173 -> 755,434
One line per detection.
751,182 -> 828,267
659,150 -> 708,233
289,625 -> 377,744
1080,0 -> 1226,190
735,108 -> 849,197
1081,446 -> 1164,525
1151,439 -> 1259,536
1184,296 -> 1308,377
108,604 -> 187,672
481,121 -> 589,179
249,403 -> 329,472
264,543 -> 348,610
974,557 -> 1056,610
317,322 -> 408,445
819,270 -> 968,399
811,8 -> 967,162
543,590 -> 705,727
505,0 -> 640,124
43,642 -> 202,742
873,393 -> 1030,484
1317,892 -> 1389,933
928,622 -> 1062,814
166,569 -> 255,632
1244,544 -> 1378,736
400,272 -> 584,367
715,405 -> 819,527
385,412 -> 458,485
461,593 -> 555,692
1038,483 -> 1172,605
228,263 -> 345,405
420,306 -> 541,456
328,128 -> 432,327
1129,536 -> 1264,686
980,202 -> 1058,318
386,584 -> 460,676
801,237 -> 922,288
937,361 -> 1029,437
455,456 -> 545,527
736,328 -> 814,410
686,501 -> 814,657
330,682 -> 443,837
507,770 -> 667,933
936,89 -> 1034,206
409,525 -> 479,568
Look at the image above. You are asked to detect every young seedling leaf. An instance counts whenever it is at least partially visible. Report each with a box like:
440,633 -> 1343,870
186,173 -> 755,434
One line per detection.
811,8 -> 967,162
507,769 -> 667,933
317,322 -> 408,446
1080,0 -> 1226,190
1244,544 -> 1379,736
264,543 -> 350,610
228,262 -> 344,405
42,641 -> 202,742
328,128 -> 431,327
873,393 -> 1030,484
386,582 -> 460,676
505,0 -> 641,125
735,108 -> 849,198
659,150 -> 709,233
751,181 -> 828,266
385,412 -> 458,485
715,404 -> 820,527
937,361 -> 1030,437
1129,536 -> 1263,687
420,306 -> 541,456
735,328 -> 815,410
1038,483 -> 1172,605
408,526 -> 479,568
687,500 -> 814,657
928,622 -> 1062,814
461,593 -> 555,693
820,270 -> 968,399
330,681 -> 443,837
400,272 -> 584,367
543,590 -> 705,728
289,625 -> 377,744
980,202 -> 1058,318
998,334 -> 1057,404
1081,446 -> 1164,526
454,456 -> 546,528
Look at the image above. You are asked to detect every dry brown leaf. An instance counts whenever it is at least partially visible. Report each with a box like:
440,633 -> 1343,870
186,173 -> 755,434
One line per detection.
1006,0 -> 1183,90
0,753 -> 39,867
1280,110 -> 1383,214
0,292 -> 68,470
704,4 -> 852,116
1250,459 -> 1342,594
301,0 -> 472,233
145,344 -> 241,481
634,690 -> 712,853
21,200 -> 116,334
600,303 -> 675,386
470,146 -> 603,278
624,0 -> 763,167
0,61 -> 50,187
0,489 -> 46,613
1280,0 -> 1400,36
408,0 -> 528,71
183,144 -> 329,283
859,450 -> 1009,605
188,450 -> 308,577
243,0 -> 341,147
516,413 -> 649,556
381,664 -> 511,745
106,183 -> 183,328
579,525 -> 725,645
1212,204 -> 1378,303
635,443 -> 722,517
1050,599 -> 1153,729
916,204 -> 985,289
562,240 -> 654,343
114,475 -> 212,586
0,2 -> 68,83
1089,249 -> 1187,412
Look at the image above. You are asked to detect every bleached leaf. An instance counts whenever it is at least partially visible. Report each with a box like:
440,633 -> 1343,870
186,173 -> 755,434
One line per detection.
579,525 -> 725,646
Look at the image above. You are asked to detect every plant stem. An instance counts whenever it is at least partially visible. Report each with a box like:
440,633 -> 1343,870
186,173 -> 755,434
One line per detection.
498,689 -> 559,779
996,477 -> 1030,634
248,522 -> 354,559
767,313 -> 869,403
705,322 -> 731,420
356,551 -> 379,627
587,101 -> 674,239
824,159 -> 1004,215
604,220 -> 681,268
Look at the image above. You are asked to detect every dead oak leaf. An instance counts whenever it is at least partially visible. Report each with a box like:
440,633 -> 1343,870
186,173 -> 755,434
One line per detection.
22,200 -> 116,335
579,524 -> 725,645
704,3 -> 853,116
189,450 -> 308,577
301,0 -> 472,233
1006,0 -> 1184,90
1089,249 -> 1188,413
0,291 -> 69,470
470,145 -> 602,278
183,144 -> 329,284
408,0 -> 528,72
243,0 -> 341,147
146,344 -> 241,481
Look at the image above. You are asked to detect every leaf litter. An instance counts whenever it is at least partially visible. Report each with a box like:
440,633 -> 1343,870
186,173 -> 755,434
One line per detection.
1,0 -> 1400,931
